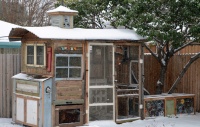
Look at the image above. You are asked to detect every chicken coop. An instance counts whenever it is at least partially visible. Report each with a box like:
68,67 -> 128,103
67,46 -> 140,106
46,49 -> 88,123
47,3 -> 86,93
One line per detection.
9,6 -> 146,127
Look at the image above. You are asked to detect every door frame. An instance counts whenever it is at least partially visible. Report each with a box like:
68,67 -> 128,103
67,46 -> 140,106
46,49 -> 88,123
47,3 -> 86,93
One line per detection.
87,42 -> 115,122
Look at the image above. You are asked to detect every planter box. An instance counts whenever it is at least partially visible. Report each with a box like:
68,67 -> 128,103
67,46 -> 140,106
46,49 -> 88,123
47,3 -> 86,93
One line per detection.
144,93 -> 195,118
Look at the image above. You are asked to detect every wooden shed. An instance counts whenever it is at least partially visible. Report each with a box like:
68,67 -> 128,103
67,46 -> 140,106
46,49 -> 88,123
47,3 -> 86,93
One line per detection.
9,6 -> 146,127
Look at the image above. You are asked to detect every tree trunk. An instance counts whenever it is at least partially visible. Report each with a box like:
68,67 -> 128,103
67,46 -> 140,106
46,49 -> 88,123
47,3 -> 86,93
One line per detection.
156,65 -> 167,94
168,53 -> 200,94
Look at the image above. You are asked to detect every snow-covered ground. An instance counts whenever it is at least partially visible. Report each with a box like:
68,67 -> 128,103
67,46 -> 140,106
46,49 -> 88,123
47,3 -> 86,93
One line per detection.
0,113 -> 199,127
0,118 -> 21,127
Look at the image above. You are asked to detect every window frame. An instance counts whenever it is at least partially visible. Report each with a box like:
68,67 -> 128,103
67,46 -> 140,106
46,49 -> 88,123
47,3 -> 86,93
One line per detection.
55,54 -> 82,80
25,43 -> 46,67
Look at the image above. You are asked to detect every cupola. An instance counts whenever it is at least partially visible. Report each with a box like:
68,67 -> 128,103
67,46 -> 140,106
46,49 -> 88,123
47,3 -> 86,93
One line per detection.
47,5 -> 78,29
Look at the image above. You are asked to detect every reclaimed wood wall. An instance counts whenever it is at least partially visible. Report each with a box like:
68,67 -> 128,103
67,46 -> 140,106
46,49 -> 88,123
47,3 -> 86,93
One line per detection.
2,48 -> 200,118
0,48 -> 21,118
144,54 -> 200,112
56,80 -> 83,100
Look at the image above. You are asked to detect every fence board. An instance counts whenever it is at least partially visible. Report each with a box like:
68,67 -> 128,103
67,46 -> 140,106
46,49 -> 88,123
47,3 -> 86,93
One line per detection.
2,54 -> 6,117
0,55 -> 2,116
6,54 -> 10,117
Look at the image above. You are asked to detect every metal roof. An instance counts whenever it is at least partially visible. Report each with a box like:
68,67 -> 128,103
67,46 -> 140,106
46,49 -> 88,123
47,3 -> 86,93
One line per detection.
9,26 -> 145,42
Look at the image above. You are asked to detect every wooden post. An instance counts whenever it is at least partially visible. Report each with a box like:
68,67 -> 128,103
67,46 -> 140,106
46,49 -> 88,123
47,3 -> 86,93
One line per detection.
139,44 -> 144,119
85,41 -> 89,124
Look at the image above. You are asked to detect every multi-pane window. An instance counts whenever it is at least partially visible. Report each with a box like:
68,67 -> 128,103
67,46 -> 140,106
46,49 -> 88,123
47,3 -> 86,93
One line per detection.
55,54 -> 82,80
26,44 -> 46,67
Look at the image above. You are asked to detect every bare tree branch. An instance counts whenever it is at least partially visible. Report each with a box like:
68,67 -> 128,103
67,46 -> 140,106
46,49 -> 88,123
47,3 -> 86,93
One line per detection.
143,43 -> 160,62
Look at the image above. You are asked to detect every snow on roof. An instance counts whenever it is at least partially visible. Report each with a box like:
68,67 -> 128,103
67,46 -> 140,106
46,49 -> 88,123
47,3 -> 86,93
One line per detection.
0,20 -> 21,47
0,20 -> 20,42
47,5 -> 78,13
10,26 -> 145,41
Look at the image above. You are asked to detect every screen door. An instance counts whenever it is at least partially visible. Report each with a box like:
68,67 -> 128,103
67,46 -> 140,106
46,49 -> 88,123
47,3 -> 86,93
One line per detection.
88,43 -> 114,121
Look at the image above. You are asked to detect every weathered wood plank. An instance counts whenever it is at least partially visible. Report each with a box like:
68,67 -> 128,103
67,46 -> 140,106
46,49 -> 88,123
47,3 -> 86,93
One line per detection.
56,95 -> 82,100
6,54 -> 11,117
0,54 -> 3,116
57,87 -> 82,93
56,80 -> 82,87
2,54 -> 6,117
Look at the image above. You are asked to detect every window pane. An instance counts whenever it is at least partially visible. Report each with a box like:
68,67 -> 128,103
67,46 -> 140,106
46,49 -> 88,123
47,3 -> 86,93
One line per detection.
27,46 -> 34,55
56,68 -> 68,78
37,56 -> 44,65
27,46 -> 34,64
89,88 -> 113,103
69,68 -> 81,78
27,56 -> 34,64
37,46 -> 44,55
69,57 -> 81,66
56,57 -> 68,66
37,46 -> 44,65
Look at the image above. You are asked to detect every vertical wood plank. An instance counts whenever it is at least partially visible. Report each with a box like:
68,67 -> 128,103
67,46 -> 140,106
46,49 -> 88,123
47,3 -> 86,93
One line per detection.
0,54 -> 3,116
6,54 -> 11,117
2,54 -> 6,117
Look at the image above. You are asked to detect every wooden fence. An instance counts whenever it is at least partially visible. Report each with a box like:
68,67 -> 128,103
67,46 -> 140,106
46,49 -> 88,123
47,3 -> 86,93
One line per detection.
0,48 -> 21,118
144,44 -> 200,54
144,54 -> 200,112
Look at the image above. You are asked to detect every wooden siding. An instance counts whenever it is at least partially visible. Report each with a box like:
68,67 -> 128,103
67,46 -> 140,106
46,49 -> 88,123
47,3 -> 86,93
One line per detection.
144,54 -> 200,112
0,48 -> 21,118
21,41 -> 53,76
56,80 -> 83,100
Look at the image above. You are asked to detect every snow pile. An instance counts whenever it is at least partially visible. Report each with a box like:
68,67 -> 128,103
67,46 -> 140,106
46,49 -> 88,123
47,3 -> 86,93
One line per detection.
82,114 -> 200,127
1,113 -> 200,127
0,119 -> 21,127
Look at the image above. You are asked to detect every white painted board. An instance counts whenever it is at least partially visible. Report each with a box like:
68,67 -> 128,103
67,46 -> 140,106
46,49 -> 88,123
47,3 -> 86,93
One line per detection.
17,83 -> 39,93
26,99 -> 38,125
16,97 -> 24,122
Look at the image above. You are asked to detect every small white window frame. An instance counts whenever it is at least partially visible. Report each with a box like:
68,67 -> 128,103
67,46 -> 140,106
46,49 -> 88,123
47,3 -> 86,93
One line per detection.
25,43 -> 46,67
55,54 -> 82,80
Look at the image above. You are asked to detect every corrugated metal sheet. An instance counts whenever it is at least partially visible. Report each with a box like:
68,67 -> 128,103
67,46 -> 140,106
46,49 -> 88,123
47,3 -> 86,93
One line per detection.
0,42 -> 21,48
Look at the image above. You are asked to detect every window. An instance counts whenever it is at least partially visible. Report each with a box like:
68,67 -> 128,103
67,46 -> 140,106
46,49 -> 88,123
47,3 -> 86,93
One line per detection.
55,54 -> 82,80
26,44 -> 46,67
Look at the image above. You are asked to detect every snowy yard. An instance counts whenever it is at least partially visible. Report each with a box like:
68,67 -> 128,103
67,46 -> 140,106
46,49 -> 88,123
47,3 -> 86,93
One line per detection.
1,113 -> 200,127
